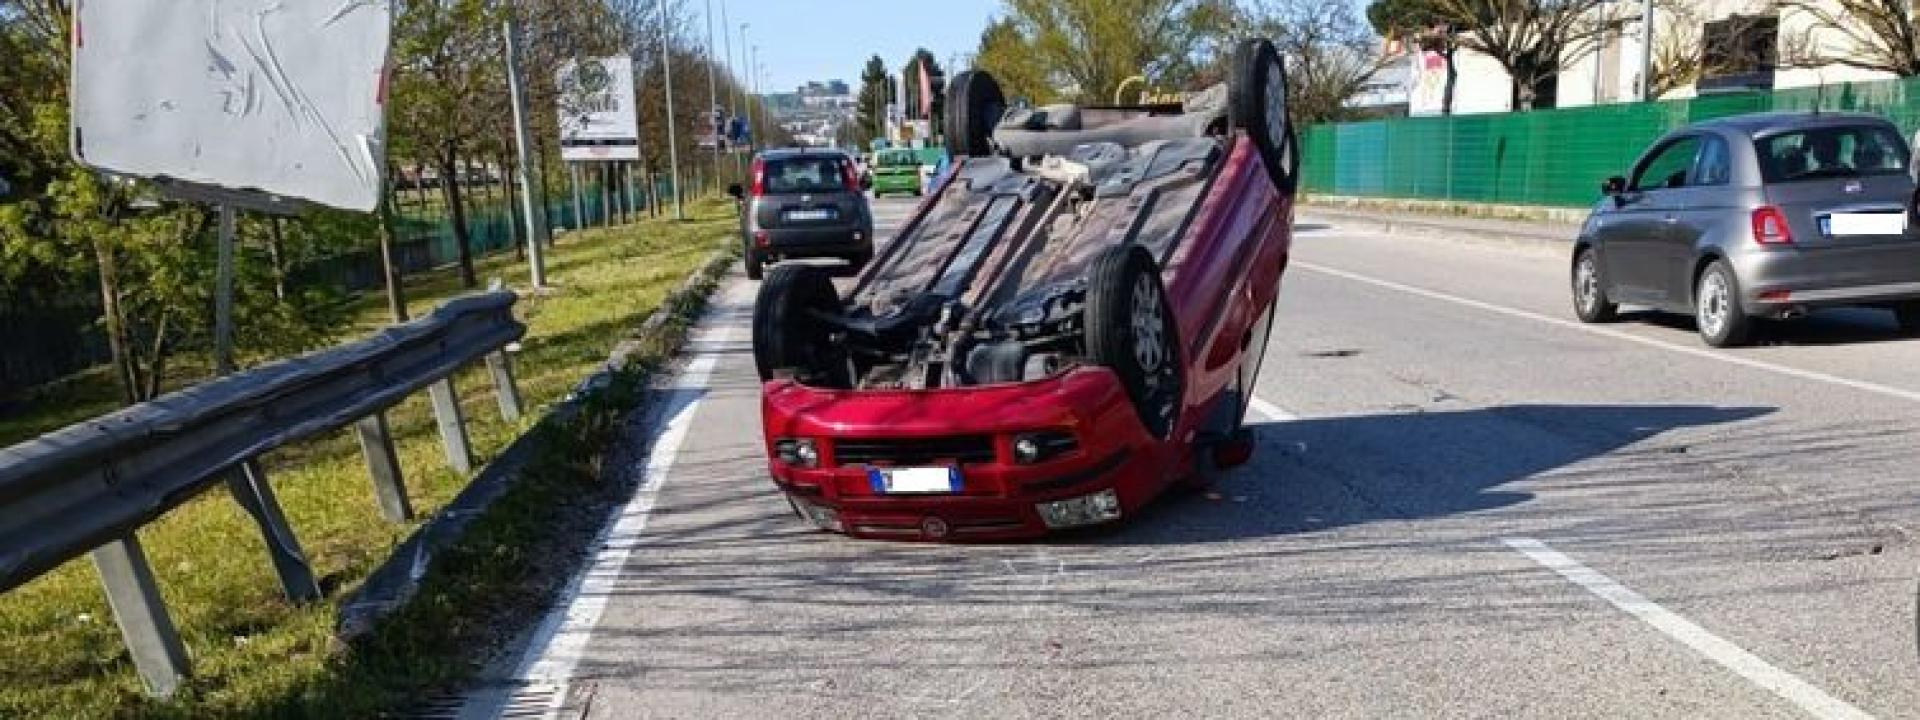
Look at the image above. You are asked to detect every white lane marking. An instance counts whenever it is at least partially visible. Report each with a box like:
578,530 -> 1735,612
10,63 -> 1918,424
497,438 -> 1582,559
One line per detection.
1299,261 -> 1920,406
492,323 -> 739,719
1250,396 -> 1298,422
1503,538 -> 1875,720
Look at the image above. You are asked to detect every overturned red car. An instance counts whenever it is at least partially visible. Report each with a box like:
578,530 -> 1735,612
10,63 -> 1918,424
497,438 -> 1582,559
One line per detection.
753,39 -> 1300,541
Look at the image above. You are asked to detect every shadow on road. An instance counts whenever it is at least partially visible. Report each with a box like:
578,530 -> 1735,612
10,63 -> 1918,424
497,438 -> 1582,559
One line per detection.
1105,403 -> 1773,545
1620,307 -> 1914,347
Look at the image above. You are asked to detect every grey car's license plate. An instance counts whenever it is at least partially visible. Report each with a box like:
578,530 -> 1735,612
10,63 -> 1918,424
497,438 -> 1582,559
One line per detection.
785,208 -> 836,222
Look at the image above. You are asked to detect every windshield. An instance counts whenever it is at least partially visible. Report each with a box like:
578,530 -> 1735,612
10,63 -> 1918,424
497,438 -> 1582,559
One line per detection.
763,156 -> 847,193
877,150 -> 919,167
1757,125 -> 1910,183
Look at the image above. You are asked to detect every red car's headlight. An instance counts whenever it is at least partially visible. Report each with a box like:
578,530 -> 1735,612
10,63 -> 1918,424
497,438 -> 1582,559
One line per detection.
775,438 -> 820,467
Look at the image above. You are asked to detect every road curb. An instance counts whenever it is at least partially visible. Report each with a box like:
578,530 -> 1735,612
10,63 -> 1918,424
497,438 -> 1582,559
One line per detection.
1300,206 -> 1577,252
334,244 -> 741,641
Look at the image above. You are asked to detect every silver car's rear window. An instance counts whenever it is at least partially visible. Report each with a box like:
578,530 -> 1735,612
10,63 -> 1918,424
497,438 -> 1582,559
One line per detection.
1756,126 -> 1909,183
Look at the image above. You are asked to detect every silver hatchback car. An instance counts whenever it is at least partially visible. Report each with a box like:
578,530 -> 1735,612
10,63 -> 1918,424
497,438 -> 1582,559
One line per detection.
1572,112 -> 1920,347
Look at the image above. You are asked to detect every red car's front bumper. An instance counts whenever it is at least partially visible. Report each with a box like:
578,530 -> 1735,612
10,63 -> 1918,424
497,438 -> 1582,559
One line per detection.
761,368 -> 1184,541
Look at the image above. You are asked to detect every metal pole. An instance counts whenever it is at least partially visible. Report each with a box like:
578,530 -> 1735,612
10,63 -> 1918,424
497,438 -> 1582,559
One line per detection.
1637,0 -> 1655,101
705,0 -> 723,187
215,205 -> 236,374
569,163 -> 584,230
741,24 -> 753,150
660,0 -> 685,220
722,1 -> 744,175
504,13 -> 549,288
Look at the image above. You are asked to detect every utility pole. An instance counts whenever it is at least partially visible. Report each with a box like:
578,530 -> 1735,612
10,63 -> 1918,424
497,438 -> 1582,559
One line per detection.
1637,0 -> 1655,101
722,1 -> 744,176
658,0 -> 685,219
704,0 -> 722,188
503,11 -> 549,288
741,24 -> 754,150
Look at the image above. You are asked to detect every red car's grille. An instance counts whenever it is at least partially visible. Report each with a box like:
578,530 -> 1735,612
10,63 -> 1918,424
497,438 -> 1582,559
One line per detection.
833,436 -> 996,466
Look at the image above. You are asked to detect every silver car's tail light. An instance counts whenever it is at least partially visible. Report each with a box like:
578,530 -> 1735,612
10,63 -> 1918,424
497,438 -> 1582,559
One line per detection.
1752,206 -> 1794,245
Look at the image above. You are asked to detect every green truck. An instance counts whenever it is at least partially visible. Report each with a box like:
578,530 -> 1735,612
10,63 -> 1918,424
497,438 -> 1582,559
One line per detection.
869,148 -> 925,197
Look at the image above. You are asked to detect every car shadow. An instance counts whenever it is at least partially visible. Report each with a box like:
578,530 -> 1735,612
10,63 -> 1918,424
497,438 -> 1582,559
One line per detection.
1618,307 -> 1914,347
1091,403 -> 1772,546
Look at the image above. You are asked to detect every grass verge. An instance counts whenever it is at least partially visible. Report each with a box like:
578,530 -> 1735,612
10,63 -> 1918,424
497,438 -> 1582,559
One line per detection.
0,197 -> 739,718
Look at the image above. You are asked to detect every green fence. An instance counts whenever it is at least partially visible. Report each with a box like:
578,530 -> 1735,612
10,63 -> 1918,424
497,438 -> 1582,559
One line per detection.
1302,76 -> 1920,208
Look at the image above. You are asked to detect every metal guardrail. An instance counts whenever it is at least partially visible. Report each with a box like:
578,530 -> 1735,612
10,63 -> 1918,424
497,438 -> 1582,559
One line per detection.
0,292 -> 526,697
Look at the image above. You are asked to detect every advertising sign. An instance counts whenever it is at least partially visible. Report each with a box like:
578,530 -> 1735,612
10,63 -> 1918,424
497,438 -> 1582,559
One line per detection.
70,0 -> 393,212
558,57 -> 641,161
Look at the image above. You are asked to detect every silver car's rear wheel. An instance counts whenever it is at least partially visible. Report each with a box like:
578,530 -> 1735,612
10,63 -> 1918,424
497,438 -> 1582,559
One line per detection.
1694,260 -> 1752,348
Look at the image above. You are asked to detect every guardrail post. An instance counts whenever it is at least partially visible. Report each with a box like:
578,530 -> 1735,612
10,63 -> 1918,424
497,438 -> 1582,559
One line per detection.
225,461 -> 321,603
353,413 -> 413,521
89,536 -> 189,697
428,378 -> 474,474
486,351 -> 523,422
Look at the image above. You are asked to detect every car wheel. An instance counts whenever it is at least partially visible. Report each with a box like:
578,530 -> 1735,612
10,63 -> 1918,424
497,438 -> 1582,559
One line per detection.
1086,245 -> 1182,439
753,264 -> 853,387
1228,38 -> 1298,193
1695,260 -> 1752,348
945,70 -> 1005,158
1572,247 -> 1618,323
1895,302 -> 1920,335
745,249 -> 764,281
847,250 -> 873,274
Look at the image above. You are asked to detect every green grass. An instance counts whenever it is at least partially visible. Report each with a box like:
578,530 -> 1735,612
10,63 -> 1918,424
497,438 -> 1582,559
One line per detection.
0,197 -> 737,718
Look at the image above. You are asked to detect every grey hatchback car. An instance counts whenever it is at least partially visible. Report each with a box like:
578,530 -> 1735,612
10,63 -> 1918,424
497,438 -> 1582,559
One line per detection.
1573,112 -> 1920,347
728,148 -> 875,280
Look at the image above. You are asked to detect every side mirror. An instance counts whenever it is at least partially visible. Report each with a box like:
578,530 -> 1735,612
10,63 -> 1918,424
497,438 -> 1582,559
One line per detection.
1601,176 -> 1627,196
726,183 -> 745,200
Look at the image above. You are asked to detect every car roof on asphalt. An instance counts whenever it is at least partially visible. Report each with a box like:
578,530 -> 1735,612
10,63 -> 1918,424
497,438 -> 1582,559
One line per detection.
1689,111 -> 1897,137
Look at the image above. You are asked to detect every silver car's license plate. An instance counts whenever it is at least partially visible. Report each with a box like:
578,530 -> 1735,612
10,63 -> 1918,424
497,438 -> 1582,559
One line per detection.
1823,212 -> 1906,237
785,208 -> 836,222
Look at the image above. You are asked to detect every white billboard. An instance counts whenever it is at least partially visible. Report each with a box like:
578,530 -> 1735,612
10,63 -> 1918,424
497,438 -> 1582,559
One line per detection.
557,57 -> 641,162
70,0 -> 392,212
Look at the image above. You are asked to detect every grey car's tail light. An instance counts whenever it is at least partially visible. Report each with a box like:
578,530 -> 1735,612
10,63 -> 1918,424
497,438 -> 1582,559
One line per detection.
1752,206 -> 1794,245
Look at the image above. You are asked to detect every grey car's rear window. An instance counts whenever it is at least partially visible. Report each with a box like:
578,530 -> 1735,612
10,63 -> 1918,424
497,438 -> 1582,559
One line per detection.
1757,125 -> 1909,183
764,156 -> 847,193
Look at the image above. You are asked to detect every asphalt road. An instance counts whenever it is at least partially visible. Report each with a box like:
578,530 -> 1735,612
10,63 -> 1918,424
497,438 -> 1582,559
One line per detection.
487,196 -> 1920,719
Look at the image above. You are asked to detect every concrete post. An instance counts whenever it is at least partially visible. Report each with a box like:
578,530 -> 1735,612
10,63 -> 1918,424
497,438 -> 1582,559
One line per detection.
486,351 -> 523,422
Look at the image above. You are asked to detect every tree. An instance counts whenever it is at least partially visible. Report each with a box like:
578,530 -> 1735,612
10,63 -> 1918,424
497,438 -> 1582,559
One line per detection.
1369,0 -> 1459,114
391,0 -> 506,289
1247,0 -> 1391,124
1777,0 -> 1920,78
998,0 -> 1239,104
854,55 -> 890,147
1431,0 -> 1609,110
975,17 -> 1058,105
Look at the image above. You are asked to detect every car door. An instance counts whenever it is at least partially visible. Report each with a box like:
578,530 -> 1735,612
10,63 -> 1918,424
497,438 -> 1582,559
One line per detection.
1655,134 -> 1735,305
1604,135 -> 1702,304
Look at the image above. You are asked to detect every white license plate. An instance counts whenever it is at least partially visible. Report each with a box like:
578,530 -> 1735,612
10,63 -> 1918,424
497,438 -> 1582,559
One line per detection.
1824,212 -> 1906,236
785,208 -> 835,221
869,466 -> 960,494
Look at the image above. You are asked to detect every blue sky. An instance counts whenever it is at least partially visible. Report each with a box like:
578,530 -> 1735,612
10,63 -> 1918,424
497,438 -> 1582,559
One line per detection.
717,0 -> 1376,93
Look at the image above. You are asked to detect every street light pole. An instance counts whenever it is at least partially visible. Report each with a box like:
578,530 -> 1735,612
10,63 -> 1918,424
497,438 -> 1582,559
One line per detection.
704,0 -> 722,188
503,11 -> 549,288
658,0 -> 685,220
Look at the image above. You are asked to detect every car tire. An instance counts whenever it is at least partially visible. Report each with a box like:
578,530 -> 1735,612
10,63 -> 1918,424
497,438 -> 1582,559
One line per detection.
945,70 -> 1005,158
745,249 -> 765,281
753,264 -> 852,386
1695,259 -> 1753,348
1572,247 -> 1618,323
1228,38 -> 1298,193
1894,302 -> 1920,335
847,250 -> 873,274
1085,245 -> 1183,439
